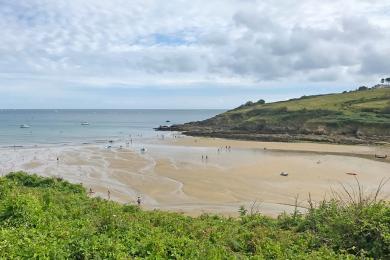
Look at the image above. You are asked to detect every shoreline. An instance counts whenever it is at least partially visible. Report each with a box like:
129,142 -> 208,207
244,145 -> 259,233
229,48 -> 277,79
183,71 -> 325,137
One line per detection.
1,135 -> 389,217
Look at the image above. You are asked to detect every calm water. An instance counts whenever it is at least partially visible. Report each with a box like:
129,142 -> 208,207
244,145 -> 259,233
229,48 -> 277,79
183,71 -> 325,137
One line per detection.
0,109 -> 224,147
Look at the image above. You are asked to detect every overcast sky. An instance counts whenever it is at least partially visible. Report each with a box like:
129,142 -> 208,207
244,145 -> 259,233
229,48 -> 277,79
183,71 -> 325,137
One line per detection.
1,0 -> 390,109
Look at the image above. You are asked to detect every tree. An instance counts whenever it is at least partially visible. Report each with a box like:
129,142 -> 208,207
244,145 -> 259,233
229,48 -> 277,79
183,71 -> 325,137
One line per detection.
386,78 -> 390,85
381,78 -> 385,84
358,86 -> 368,91
257,99 -> 265,104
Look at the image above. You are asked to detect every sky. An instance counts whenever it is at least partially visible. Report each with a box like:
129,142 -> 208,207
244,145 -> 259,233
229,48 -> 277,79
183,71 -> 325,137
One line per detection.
1,0 -> 390,109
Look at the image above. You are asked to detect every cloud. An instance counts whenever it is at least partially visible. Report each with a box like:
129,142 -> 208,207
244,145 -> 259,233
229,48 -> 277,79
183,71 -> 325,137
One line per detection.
0,0 -> 390,108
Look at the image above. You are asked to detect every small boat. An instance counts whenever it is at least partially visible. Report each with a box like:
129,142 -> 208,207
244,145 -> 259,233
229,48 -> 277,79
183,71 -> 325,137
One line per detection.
280,172 -> 289,177
20,124 -> 30,128
166,120 -> 171,123
81,122 -> 89,126
375,154 -> 387,159
140,147 -> 147,153
346,172 -> 358,176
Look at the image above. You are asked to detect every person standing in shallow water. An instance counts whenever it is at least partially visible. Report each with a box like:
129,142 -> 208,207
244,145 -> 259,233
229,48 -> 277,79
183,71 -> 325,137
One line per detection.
137,196 -> 141,206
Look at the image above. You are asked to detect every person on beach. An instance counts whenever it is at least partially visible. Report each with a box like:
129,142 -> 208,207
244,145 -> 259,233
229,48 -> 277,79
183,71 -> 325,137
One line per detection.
89,188 -> 94,195
107,189 -> 111,200
137,196 -> 142,206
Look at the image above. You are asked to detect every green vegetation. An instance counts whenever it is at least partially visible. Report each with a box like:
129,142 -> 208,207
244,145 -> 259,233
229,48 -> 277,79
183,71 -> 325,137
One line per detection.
177,88 -> 390,142
226,88 -> 390,133
1,172 -> 389,259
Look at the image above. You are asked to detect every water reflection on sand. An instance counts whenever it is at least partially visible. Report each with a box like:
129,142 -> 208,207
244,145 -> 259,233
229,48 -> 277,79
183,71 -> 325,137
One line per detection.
1,135 -> 389,217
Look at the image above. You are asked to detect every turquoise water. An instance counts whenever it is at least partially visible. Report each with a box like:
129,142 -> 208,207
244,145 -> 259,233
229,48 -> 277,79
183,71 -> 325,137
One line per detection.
0,109 -> 223,147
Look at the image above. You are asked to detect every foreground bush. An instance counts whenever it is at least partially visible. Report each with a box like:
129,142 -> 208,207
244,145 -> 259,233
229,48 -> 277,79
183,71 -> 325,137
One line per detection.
0,172 -> 388,259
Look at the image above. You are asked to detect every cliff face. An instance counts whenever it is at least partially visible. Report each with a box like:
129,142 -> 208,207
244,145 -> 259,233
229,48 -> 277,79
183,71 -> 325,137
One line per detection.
163,88 -> 390,144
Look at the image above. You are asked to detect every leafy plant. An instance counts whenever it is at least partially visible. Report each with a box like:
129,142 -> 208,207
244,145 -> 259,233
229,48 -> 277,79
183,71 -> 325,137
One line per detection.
0,172 -> 388,259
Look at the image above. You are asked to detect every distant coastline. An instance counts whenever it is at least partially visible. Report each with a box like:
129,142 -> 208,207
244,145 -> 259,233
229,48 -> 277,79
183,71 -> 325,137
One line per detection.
158,88 -> 390,145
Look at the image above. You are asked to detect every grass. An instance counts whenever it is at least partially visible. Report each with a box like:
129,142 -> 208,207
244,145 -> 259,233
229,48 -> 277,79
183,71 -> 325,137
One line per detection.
0,172 -> 389,259
191,88 -> 390,138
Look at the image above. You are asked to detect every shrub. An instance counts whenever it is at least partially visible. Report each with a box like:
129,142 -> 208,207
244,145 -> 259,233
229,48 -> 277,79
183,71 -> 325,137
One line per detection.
297,200 -> 390,258
0,172 -> 388,258
6,172 -> 85,194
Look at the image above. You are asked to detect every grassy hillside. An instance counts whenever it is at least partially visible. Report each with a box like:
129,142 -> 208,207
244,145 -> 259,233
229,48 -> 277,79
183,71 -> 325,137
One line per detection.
0,172 -> 389,259
171,88 -> 390,144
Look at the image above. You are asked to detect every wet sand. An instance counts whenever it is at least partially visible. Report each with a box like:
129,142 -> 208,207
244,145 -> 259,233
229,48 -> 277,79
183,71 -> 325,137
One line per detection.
1,136 -> 389,217
169,136 -> 390,160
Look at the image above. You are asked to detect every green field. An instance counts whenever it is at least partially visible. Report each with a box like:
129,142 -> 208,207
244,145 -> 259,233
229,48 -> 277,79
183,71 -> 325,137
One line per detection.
0,172 -> 389,259
183,88 -> 390,140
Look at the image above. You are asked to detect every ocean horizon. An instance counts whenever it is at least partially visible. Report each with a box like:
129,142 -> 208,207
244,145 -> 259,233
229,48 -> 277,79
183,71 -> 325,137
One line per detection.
0,109 -> 224,147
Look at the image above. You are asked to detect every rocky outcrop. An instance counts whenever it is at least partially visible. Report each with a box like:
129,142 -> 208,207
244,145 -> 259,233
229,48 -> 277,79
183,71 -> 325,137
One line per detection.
156,124 -> 390,145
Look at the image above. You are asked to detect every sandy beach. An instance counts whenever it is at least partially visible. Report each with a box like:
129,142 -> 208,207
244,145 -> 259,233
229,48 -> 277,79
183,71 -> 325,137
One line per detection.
1,135 -> 389,217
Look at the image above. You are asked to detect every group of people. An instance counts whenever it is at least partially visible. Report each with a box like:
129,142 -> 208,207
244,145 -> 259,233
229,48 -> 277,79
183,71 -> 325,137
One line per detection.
156,133 -> 182,139
201,146 -> 234,162
217,145 -> 231,153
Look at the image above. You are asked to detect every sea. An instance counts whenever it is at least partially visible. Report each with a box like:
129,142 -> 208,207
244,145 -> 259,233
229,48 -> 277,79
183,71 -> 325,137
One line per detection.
0,109 -> 224,147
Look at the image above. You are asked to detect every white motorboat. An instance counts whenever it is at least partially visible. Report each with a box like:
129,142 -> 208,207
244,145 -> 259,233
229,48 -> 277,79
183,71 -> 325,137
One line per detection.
20,124 -> 30,128
81,122 -> 89,126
